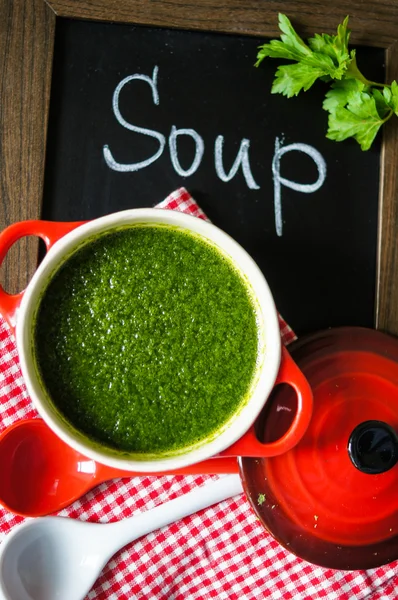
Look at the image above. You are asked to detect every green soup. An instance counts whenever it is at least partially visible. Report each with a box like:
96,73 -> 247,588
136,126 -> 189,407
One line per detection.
33,225 -> 260,456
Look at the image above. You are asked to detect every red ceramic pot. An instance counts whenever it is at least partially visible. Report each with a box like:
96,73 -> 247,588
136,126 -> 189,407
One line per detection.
0,211 -> 313,473
240,327 -> 398,570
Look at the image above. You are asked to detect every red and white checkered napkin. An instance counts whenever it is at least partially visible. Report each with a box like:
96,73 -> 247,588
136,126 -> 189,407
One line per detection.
1,187 -> 397,600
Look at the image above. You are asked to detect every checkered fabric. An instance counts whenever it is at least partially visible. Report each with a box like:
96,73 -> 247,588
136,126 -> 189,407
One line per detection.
0,187 -> 397,600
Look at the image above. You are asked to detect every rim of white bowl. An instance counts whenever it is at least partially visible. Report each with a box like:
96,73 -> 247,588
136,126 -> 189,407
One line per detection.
16,209 -> 281,472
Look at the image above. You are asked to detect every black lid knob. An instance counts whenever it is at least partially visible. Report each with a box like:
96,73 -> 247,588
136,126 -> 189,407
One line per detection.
348,420 -> 398,474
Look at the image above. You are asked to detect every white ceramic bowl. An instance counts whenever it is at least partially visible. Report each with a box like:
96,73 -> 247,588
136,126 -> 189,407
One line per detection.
0,209 -> 312,472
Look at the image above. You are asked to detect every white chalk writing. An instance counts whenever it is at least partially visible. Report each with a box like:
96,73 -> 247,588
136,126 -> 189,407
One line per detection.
103,67 -> 327,236
272,137 -> 327,236
103,66 -> 165,172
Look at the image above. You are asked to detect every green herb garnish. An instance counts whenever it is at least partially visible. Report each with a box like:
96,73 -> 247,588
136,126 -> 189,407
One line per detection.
255,14 -> 398,150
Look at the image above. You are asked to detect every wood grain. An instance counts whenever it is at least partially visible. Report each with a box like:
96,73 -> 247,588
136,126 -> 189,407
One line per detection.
47,0 -> 398,46
2,0 -> 398,332
0,0 -> 55,293
376,41 -> 398,335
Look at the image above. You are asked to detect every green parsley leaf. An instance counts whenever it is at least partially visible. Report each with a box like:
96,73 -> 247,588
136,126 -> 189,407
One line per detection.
255,14 -> 313,66
372,88 -> 391,118
257,493 -> 266,506
308,16 -> 351,68
255,14 -> 397,150
256,14 -> 353,97
386,80 -> 398,115
326,91 -> 385,150
272,63 -> 328,97
383,86 -> 392,105
323,78 -> 365,112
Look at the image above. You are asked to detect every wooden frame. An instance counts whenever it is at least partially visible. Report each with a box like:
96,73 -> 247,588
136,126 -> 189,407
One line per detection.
1,0 -> 398,333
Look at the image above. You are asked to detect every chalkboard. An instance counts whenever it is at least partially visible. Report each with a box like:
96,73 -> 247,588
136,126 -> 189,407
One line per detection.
41,18 -> 384,337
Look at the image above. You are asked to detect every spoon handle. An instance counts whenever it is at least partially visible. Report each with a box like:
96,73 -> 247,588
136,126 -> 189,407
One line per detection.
103,474 -> 243,556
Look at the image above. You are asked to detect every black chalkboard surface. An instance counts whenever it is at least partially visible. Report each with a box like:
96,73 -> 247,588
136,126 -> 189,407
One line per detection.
42,18 -> 384,336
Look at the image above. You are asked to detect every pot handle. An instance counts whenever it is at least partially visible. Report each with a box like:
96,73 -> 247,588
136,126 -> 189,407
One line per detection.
219,346 -> 313,458
0,220 -> 86,330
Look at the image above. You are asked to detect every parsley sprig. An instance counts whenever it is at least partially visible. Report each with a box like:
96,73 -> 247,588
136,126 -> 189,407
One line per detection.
255,14 -> 398,150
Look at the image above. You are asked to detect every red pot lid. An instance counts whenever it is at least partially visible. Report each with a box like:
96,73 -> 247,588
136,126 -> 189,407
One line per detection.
240,327 -> 398,570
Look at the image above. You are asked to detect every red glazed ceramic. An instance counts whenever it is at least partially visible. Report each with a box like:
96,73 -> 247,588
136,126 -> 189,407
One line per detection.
240,327 -> 398,570
0,211 -> 313,473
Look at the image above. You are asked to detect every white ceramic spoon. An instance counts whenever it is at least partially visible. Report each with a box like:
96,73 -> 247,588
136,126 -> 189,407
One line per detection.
0,474 -> 243,600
